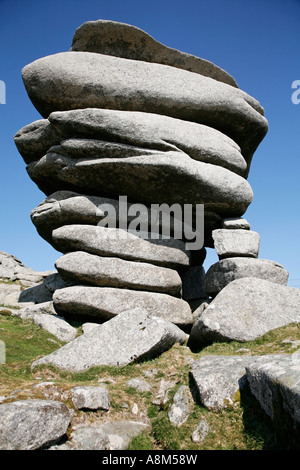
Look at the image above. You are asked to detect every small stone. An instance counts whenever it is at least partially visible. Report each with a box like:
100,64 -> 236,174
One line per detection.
191,419 -> 210,443
168,385 -> 191,426
71,386 -> 110,411
212,229 -> 260,259
126,378 -> 151,392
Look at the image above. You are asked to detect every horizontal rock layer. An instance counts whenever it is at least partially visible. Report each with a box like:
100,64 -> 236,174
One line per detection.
21,51 -> 267,163
55,251 -> 182,296
53,285 -> 193,327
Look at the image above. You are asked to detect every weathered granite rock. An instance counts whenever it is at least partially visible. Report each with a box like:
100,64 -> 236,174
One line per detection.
190,355 -> 259,410
188,277 -> 300,349
31,308 -> 187,371
22,51 -> 267,162
51,426 -> 109,450
0,251 -> 25,280
18,272 -> 75,304
204,257 -> 289,296
71,386 -> 110,410
125,378 -> 151,392
0,251 -> 54,287
27,150 -> 253,217
221,217 -> 250,230
0,283 -> 22,306
246,354 -> 300,448
191,419 -> 210,443
0,399 -> 71,450
55,251 -> 182,296
71,19 -> 238,87
99,420 -> 150,450
16,301 -> 58,319
33,313 -> 77,342
20,108 -> 247,174
53,285 -> 193,328
168,385 -> 191,426
52,224 -> 191,270
212,229 -> 260,259
14,119 -> 63,164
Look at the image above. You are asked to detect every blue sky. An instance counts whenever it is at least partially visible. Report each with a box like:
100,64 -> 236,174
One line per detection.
0,0 -> 299,287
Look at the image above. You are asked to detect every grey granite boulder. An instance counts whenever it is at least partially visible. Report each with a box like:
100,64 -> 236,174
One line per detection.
32,313 -> 77,342
246,354 -> 300,448
204,257 -> 289,296
71,19 -> 238,87
53,285 -> 193,328
188,277 -> 300,349
71,386 -> 110,410
31,307 -> 187,371
16,301 -> 57,319
212,228 -> 260,259
21,50 -> 267,162
55,251 -> 182,296
221,217 -> 250,230
51,426 -> 109,450
27,149 -> 253,217
99,420 -> 150,450
0,399 -> 71,450
190,355 -> 259,410
52,224 -> 191,270
168,385 -> 191,426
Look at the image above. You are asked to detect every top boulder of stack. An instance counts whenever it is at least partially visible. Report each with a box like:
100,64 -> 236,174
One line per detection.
70,19 -> 238,87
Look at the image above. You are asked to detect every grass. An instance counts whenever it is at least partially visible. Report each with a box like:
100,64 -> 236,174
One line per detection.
0,308 -> 299,450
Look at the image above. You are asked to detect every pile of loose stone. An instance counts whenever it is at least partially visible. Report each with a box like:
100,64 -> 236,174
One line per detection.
1,19 -> 299,450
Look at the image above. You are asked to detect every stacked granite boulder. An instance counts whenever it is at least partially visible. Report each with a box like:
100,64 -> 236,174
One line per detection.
14,20 -> 272,341
203,217 -> 289,297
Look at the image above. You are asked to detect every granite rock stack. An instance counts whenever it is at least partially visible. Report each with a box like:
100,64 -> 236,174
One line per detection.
15,19 -> 286,346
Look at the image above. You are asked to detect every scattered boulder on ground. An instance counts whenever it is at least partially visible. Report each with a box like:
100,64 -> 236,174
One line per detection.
33,313 -> 77,342
0,399 -> 71,450
71,386 -> 110,411
168,385 -> 191,426
188,277 -> 300,350
31,308 -> 187,372
189,354 -> 259,410
245,354 -> 300,448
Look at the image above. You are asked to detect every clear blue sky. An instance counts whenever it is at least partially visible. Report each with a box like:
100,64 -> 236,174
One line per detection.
0,0 -> 299,287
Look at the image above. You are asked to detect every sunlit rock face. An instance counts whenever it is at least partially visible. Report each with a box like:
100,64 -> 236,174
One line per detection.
14,20 -> 268,327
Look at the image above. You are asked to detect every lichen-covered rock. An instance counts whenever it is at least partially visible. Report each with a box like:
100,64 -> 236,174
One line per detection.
0,399 -> 71,450
190,355 -> 260,410
55,251 -> 182,296
245,354 -> 300,448
188,277 -> 300,349
204,257 -> 289,296
31,307 -> 187,372
71,386 -> 110,410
